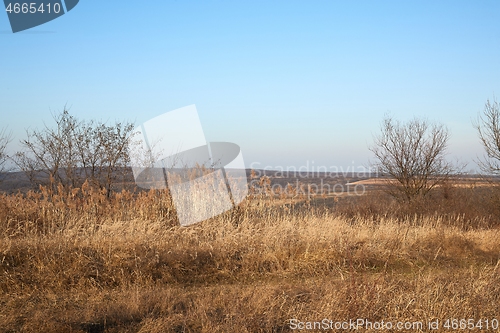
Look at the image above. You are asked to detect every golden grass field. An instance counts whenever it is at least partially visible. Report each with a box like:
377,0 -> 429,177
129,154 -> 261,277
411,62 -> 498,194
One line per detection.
1,175 -> 500,332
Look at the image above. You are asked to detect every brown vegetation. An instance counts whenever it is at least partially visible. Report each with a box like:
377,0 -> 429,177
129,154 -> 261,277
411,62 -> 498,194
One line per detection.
1,176 -> 500,332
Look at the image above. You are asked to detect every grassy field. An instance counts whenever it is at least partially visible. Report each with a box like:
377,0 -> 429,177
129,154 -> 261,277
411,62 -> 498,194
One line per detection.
1,175 -> 500,332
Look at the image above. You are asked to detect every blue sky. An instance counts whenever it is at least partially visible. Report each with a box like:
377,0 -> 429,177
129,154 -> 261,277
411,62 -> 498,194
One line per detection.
1,1 -> 500,172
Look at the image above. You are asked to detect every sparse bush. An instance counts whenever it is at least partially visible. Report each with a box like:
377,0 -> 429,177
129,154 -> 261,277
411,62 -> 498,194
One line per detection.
474,98 -> 500,175
0,127 -> 12,183
370,115 -> 454,202
14,108 -> 135,196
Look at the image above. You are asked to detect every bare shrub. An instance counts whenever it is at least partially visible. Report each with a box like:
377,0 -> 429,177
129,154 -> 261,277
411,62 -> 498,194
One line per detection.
370,115 -> 454,202
13,108 -> 135,196
0,127 -> 12,183
474,98 -> 500,176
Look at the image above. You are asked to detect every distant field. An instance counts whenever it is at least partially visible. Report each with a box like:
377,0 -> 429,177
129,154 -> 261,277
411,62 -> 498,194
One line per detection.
348,177 -> 493,187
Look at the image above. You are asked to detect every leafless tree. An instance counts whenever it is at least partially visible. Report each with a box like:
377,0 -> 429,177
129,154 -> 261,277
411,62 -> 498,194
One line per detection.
0,127 -> 13,183
14,110 -> 81,191
14,108 -> 135,195
370,115 -> 454,201
473,98 -> 500,176
87,121 -> 135,197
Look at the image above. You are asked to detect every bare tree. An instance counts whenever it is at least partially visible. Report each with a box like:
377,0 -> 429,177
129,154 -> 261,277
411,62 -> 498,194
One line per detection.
14,110 -> 81,191
473,98 -> 500,175
0,127 -> 13,183
370,115 -> 454,201
85,121 -> 135,197
14,108 -> 135,195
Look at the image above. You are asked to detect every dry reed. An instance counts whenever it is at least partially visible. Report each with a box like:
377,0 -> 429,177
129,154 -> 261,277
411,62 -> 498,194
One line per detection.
1,177 -> 500,332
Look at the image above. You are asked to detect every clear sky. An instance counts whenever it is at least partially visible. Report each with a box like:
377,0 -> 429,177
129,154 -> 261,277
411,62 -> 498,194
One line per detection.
1,1 -> 499,172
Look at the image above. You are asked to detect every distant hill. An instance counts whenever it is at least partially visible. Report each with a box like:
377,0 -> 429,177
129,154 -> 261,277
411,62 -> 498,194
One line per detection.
0,167 -> 383,195
0,171 -> 34,194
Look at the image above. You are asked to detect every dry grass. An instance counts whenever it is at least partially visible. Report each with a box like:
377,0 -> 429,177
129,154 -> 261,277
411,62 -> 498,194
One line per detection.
1,178 -> 500,332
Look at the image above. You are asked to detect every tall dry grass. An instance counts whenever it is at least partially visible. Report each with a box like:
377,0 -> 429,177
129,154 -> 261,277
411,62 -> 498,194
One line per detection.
1,177 -> 500,332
